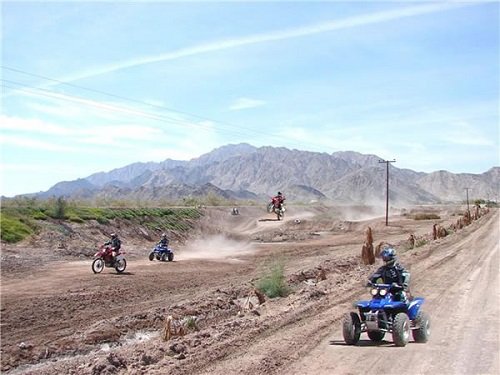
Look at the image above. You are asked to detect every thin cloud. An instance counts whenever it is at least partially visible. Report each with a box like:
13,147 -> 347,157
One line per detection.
0,134 -> 75,152
43,2 -> 472,85
442,121 -> 495,146
1,115 -> 163,142
229,97 -> 266,111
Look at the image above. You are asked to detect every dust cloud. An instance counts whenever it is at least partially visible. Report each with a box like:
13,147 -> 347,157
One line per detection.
336,205 -> 386,221
176,235 -> 256,262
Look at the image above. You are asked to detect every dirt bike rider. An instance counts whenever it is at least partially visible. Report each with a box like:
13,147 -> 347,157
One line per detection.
157,233 -> 169,249
368,248 -> 410,303
271,192 -> 286,211
104,233 -> 121,261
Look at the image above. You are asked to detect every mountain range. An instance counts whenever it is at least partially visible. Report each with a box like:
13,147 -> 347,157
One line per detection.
33,143 -> 499,205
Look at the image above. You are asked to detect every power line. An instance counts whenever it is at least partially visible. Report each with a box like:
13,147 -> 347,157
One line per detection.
1,79 -> 278,141
1,65 -> 332,153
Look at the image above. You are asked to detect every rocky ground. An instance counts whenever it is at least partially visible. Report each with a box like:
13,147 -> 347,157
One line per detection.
1,204 -> 498,374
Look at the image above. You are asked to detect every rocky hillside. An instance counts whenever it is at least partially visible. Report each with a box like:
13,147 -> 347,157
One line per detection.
32,144 -> 498,205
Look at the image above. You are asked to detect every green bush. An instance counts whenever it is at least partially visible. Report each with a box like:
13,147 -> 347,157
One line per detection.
415,238 -> 429,248
68,215 -> 84,223
412,213 -> 440,220
256,260 -> 290,298
0,214 -> 33,243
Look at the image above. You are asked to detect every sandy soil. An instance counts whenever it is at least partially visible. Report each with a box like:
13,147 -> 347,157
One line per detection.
1,205 -> 498,375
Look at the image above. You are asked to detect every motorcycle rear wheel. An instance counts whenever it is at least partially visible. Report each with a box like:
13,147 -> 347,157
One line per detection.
115,259 -> 127,273
92,258 -> 104,274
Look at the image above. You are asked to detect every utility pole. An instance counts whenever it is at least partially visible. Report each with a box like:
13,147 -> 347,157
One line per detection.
464,187 -> 471,212
379,159 -> 396,226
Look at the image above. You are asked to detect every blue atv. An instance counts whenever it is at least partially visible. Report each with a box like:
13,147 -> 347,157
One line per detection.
148,245 -> 174,262
343,283 -> 430,347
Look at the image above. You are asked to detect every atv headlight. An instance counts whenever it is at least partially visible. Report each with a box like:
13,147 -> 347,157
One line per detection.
379,289 -> 387,296
371,288 -> 378,296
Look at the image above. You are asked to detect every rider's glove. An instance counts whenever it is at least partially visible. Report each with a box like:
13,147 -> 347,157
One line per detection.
391,282 -> 402,290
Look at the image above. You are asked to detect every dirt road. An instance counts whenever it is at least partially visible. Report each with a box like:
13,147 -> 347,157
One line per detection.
1,206 -> 498,374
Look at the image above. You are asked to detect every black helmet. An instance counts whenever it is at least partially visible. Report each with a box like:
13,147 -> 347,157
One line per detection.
161,233 -> 167,239
278,191 -> 282,196
381,248 -> 396,266
111,233 -> 117,239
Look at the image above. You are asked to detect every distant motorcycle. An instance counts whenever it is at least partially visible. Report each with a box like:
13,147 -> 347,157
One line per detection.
148,244 -> 174,262
268,201 -> 285,221
91,245 -> 127,274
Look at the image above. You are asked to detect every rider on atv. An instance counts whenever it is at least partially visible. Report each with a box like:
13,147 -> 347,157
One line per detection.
158,233 -> 169,249
368,247 -> 410,302
104,233 -> 121,261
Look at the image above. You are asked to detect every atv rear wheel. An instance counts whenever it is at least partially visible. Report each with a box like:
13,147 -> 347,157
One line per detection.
392,312 -> 410,347
161,253 -> 167,262
367,330 -> 385,342
342,312 -> 361,345
412,311 -> 430,343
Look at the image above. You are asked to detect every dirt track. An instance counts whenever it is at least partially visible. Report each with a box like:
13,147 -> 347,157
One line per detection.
1,206 -> 498,374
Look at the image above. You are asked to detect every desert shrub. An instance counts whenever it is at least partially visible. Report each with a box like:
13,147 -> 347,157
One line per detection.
68,215 -> 84,223
415,238 -> 429,248
184,316 -> 199,331
0,213 -> 33,243
256,260 -> 290,298
182,197 -> 200,206
412,213 -> 441,220
32,211 -> 48,220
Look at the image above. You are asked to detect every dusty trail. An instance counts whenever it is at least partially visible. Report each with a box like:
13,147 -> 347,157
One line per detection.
284,210 -> 499,375
1,206 -> 498,375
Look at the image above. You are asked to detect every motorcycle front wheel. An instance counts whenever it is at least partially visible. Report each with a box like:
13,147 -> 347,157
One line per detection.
115,259 -> 127,273
92,258 -> 104,274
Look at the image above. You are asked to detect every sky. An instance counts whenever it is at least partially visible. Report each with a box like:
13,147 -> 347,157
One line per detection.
1,1 -> 499,197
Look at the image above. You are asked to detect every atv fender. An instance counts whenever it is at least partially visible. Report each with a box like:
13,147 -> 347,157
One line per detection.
407,297 -> 424,320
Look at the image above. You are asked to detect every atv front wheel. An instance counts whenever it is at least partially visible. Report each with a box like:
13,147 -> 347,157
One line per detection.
342,312 -> 361,345
392,312 -> 410,347
148,252 -> 155,261
168,253 -> 174,262
412,311 -> 430,343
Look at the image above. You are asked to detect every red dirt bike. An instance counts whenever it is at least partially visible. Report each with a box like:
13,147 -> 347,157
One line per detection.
91,245 -> 127,274
267,200 -> 285,221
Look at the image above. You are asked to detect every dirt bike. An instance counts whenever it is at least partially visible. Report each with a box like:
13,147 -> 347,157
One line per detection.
148,244 -> 174,262
267,202 -> 285,221
92,245 -> 127,274
342,282 -> 430,347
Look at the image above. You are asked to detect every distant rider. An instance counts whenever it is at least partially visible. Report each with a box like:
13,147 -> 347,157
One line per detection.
104,233 -> 121,260
158,233 -> 169,249
368,248 -> 410,302
271,191 -> 286,210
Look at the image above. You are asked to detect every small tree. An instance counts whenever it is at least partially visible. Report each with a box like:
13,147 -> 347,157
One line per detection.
54,197 -> 67,219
